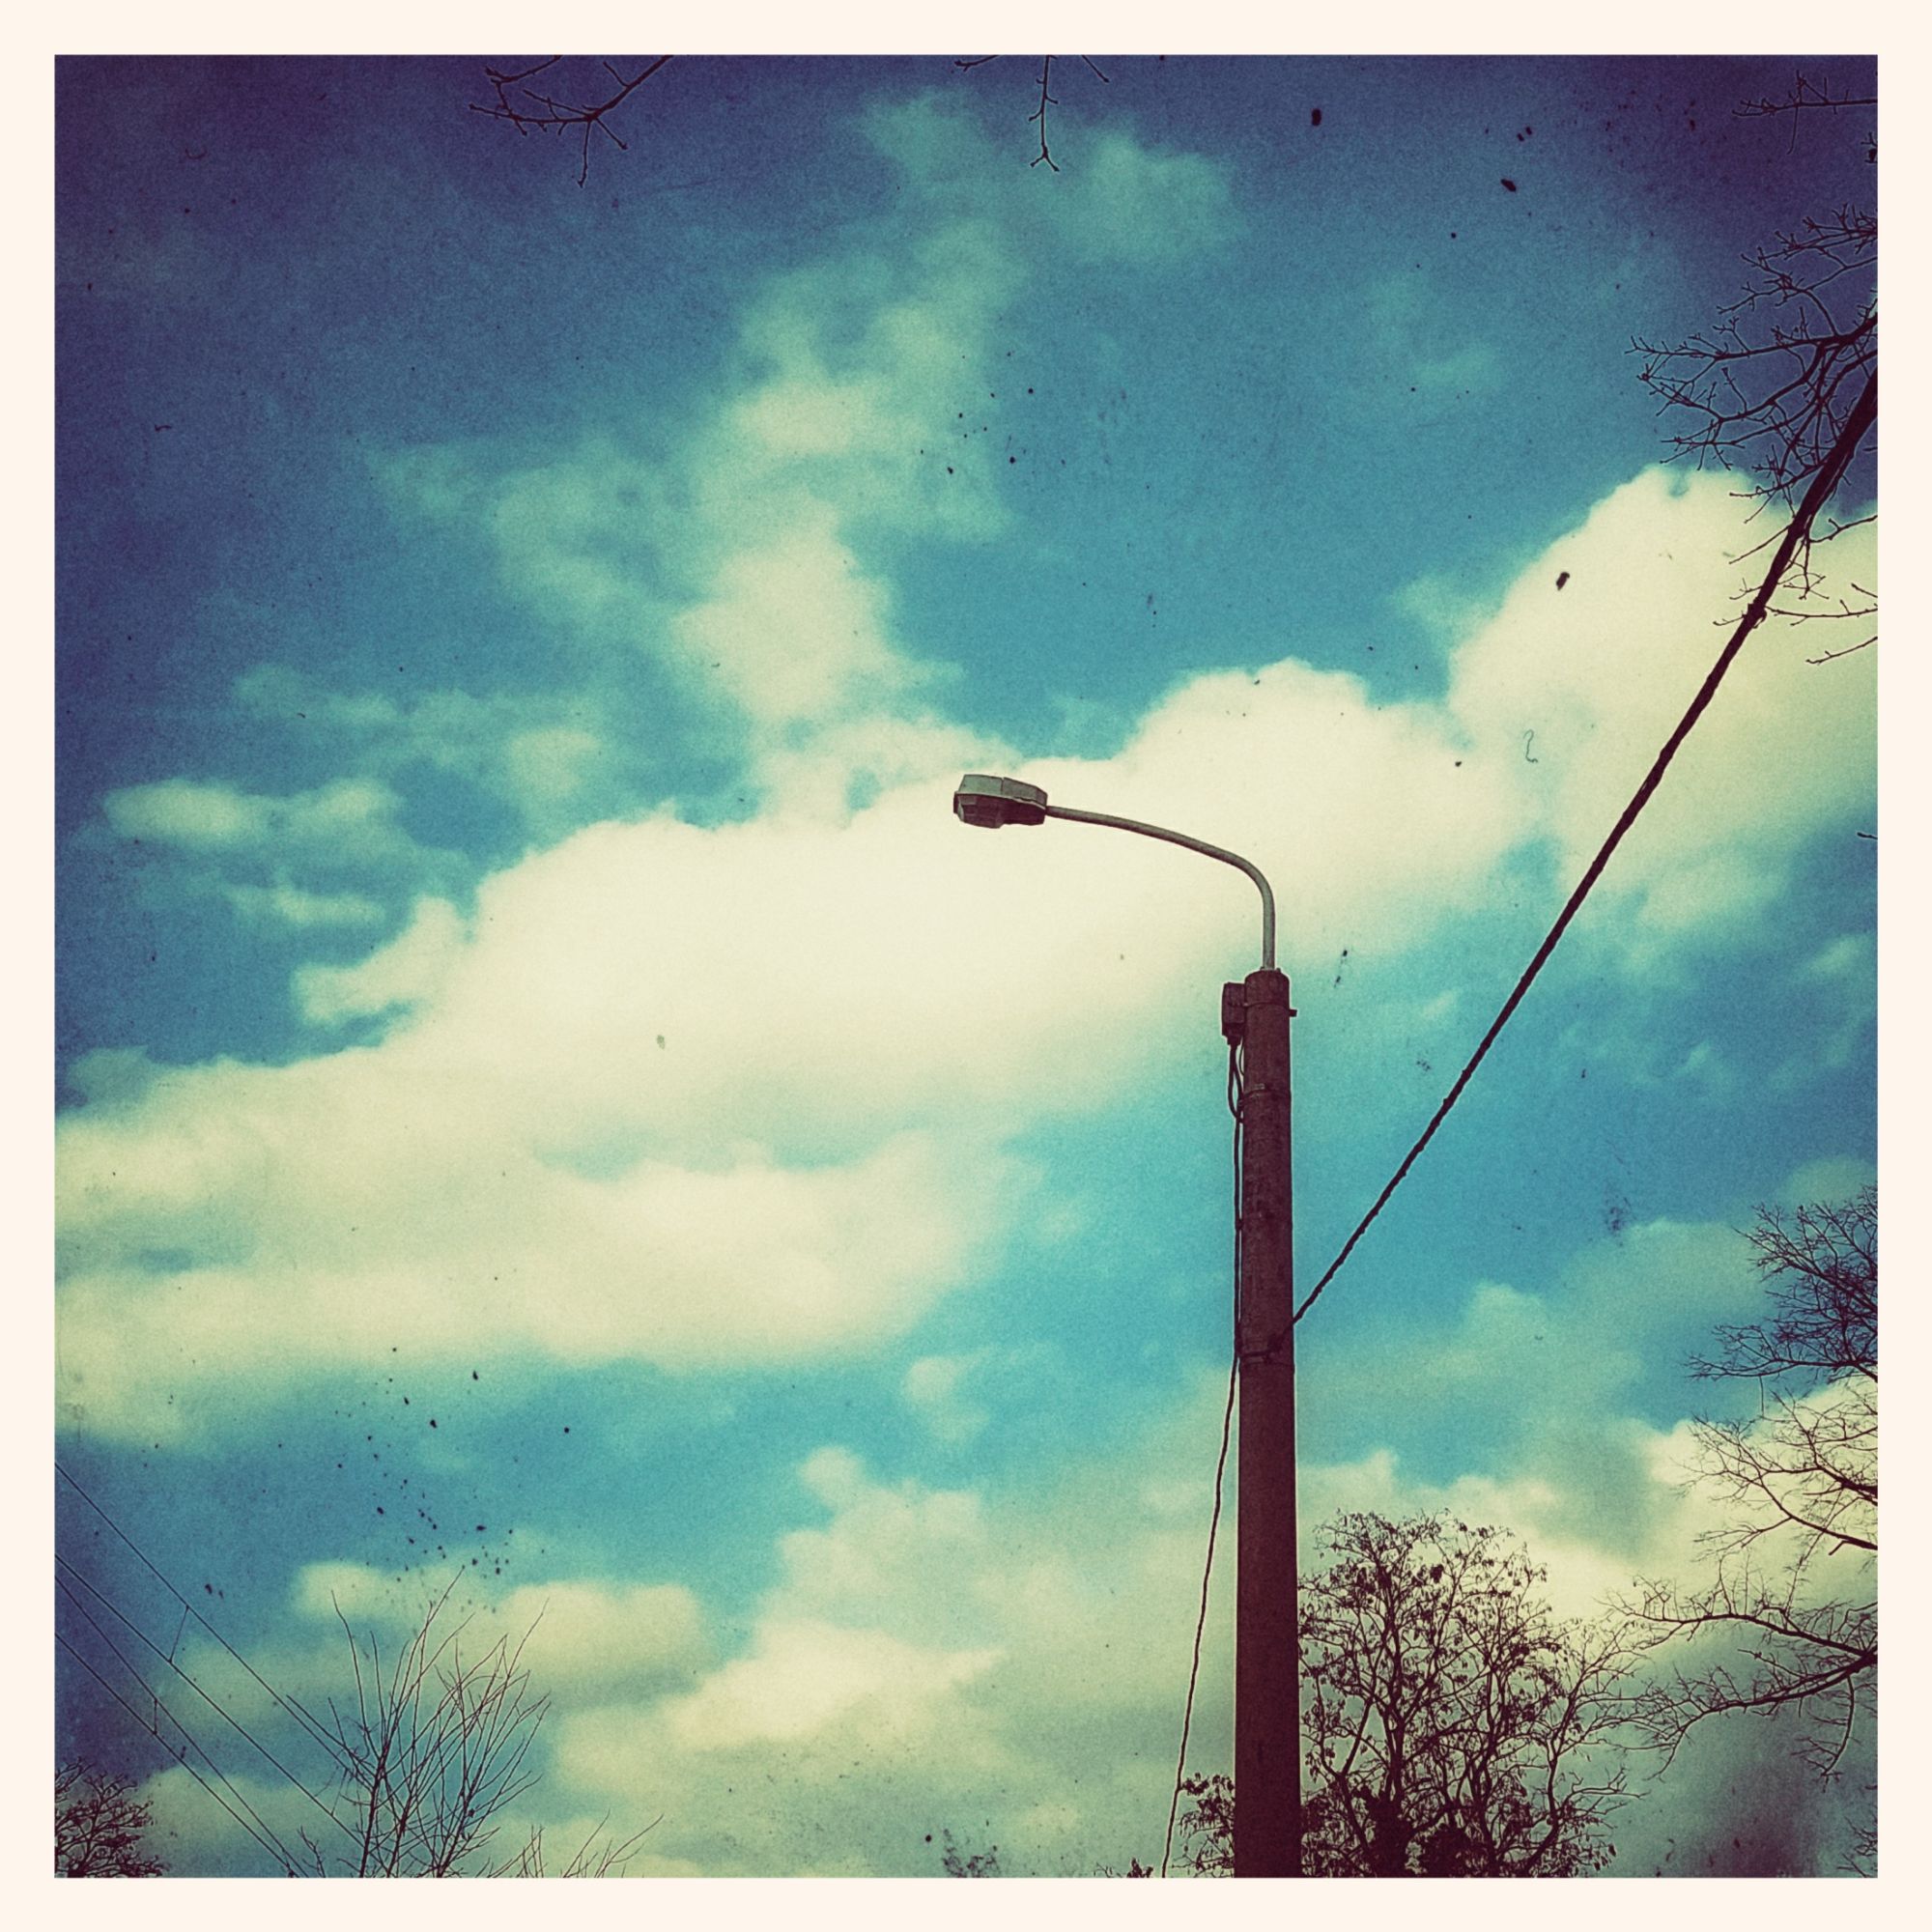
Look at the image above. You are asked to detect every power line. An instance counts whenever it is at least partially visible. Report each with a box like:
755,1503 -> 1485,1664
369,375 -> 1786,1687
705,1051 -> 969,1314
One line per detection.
56,1602 -> 304,1875
56,1575 -> 304,1868
56,1461 -> 348,1769
1162,1039 -> 1245,1878
59,1632 -> 303,1876
57,1552 -> 358,1850
1295,372 -> 1876,1327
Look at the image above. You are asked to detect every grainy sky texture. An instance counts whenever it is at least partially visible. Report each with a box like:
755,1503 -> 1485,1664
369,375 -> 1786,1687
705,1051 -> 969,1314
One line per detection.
55,49 -> 1878,1879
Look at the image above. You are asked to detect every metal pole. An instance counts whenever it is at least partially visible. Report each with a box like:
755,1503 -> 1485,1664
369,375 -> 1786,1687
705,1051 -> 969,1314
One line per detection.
949,777 -> 1299,1869
1233,966 -> 1300,1876
1042,804 -> 1276,970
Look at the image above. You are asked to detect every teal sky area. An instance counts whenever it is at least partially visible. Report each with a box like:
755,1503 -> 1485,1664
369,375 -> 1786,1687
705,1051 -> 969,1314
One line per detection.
56,52 -> 1877,1878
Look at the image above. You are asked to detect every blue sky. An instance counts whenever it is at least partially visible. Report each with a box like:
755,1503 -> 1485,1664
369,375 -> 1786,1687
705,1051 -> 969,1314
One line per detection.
54,50 -> 1877,1879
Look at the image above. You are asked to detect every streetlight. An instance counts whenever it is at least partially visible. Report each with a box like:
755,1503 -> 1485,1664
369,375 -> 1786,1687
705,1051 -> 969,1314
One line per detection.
952,773 -> 1301,1879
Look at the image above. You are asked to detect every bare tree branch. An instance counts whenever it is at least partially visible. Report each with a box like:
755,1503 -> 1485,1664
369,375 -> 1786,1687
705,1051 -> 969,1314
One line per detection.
1735,70 -> 1878,161
1296,1515 -> 1635,1876
1631,213 -> 1876,508
1634,93 -> 1877,660
955,53 -> 1111,169
56,1763 -> 167,1877
1618,1189 -> 1877,1854
469,56 -> 673,186
313,1579 -> 551,1876
1030,57 -> 1060,172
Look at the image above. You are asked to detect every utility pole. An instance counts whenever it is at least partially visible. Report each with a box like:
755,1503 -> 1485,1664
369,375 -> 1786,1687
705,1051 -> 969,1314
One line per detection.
950,774 -> 1302,1878
1226,968 -> 1300,1877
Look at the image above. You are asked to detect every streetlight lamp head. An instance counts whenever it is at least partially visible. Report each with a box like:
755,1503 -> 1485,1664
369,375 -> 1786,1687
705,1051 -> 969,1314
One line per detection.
953,774 -> 1049,829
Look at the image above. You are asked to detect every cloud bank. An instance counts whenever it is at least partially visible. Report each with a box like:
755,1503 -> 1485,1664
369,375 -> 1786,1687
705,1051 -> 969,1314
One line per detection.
59,460 -> 1875,1442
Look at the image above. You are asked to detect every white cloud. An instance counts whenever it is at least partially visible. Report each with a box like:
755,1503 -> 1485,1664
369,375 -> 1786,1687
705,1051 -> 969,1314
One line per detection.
545,1429 -> 1236,1874
531,1266 -> 1787,1878
861,96 -> 1236,267
729,374 -> 893,462
362,201 -> 1025,770
503,724 -> 605,804
1301,1209 -> 1782,1575
134,1762 -> 322,1877
59,465 -> 1875,1441
236,665 -> 623,832
286,1559 -> 708,1706
107,775 -> 411,860
1053,129 -> 1237,263
1293,1419 -> 1771,1631
222,880 -> 387,929
902,1350 -> 994,1444
104,776 -> 270,849
353,99 -> 1233,781
662,1618 -> 1000,1751
295,895 -> 468,1025
1443,469 -> 1876,952
669,501 -> 910,727
58,1104 -> 1006,1441
1778,1152 -> 1875,1206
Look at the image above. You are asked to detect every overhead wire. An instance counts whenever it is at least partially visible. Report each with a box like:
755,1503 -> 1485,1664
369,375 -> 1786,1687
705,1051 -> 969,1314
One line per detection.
56,1552 -> 359,1850
56,1590 -> 305,1874
1151,375 -> 1876,1872
57,1461 -> 349,1769
1161,1037 -> 1244,1878
1294,372 -> 1876,1327
58,1632 -> 306,1877
54,375 -> 1877,1883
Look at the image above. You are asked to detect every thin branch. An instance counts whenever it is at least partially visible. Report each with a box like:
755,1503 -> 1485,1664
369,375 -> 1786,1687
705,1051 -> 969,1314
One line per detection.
469,56 -> 673,186
1735,71 -> 1878,121
1030,57 -> 1060,171
955,52 -> 1111,168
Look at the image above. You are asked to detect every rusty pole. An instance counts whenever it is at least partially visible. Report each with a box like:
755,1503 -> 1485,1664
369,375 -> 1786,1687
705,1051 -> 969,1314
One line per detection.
949,777 -> 1300,1871
1230,966 -> 1300,1877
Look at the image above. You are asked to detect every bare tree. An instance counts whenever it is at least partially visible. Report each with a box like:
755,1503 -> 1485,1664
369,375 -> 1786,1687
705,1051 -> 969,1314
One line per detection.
297,1577 -> 549,1876
1300,1514 -> 1635,1877
1170,1770 -> 1234,1876
1733,69 -> 1876,152
283,1577 -> 642,1878
56,1762 -> 167,1877
305,1577 -> 661,1878
1161,1516 -> 1635,1878
1624,1190 -> 1876,1863
1633,214 -> 1873,504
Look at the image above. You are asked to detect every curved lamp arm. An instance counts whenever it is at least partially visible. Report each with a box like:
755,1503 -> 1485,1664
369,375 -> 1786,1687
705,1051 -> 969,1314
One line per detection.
952,774 -> 1276,970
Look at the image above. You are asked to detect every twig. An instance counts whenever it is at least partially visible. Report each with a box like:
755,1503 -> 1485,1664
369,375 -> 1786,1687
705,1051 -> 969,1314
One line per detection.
469,56 -> 672,186
1804,637 -> 1876,665
1031,57 -> 1060,170
955,52 -> 1110,168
